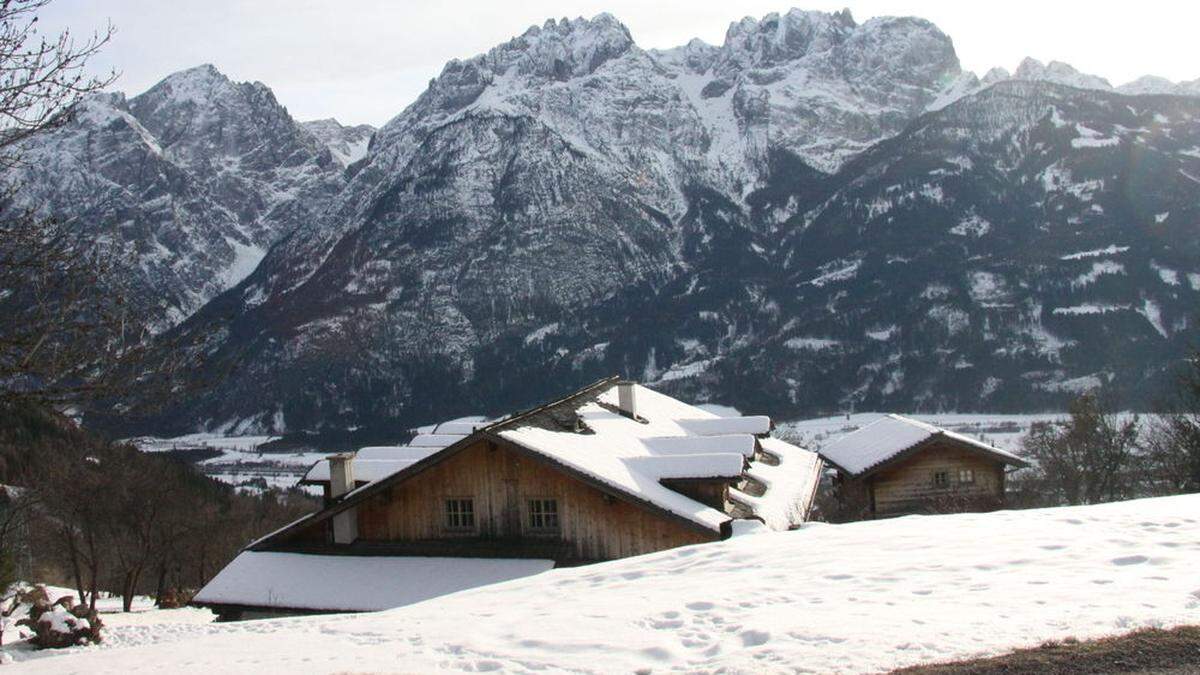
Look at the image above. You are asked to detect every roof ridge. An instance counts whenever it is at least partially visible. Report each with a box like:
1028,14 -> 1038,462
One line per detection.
486,375 -> 620,433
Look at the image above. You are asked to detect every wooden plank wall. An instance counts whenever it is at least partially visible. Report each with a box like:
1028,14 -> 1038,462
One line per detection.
347,439 -> 714,562
869,443 -> 1006,515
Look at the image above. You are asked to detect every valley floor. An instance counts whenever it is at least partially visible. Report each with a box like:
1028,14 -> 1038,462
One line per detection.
5,494 -> 1198,673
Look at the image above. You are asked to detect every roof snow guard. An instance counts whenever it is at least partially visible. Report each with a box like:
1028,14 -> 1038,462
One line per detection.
818,414 -> 1029,477
284,377 -> 821,542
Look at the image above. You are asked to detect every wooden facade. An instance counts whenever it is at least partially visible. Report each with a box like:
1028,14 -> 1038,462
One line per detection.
832,439 -> 1016,518
274,438 -> 716,564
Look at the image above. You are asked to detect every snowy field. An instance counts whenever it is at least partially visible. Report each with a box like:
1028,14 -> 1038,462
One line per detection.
129,412 -> 1063,494
9,494 -> 1199,673
1,587 -> 215,664
130,434 -> 325,494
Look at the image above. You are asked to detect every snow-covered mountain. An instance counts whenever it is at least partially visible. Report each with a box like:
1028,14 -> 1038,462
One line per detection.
989,57 -> 1200,98
300,118 -> 375,167
4,64 -> 346,328
14,10 -> 1194,436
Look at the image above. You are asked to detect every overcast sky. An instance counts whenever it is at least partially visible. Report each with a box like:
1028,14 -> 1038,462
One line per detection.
36,1 -> 1200,127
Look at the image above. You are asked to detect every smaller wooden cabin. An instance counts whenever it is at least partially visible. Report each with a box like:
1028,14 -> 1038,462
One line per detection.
818,414 -> 1028,519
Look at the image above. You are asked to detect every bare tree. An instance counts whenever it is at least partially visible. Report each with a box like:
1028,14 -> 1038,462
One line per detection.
1144,349 -> 1200,494
0,0 -> 127,407
1020,393 -> 1141,506
0,0 -> 115,158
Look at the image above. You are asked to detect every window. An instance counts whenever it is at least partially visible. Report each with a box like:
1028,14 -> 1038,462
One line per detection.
528,499 -> 560,531
932,471 -> 950,488
958,468 -> 976,484
444,498 -> 475,531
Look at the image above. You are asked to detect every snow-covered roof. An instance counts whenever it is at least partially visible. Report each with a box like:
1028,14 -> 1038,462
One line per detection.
818,413 -> 1027,476
413,416 -> 492,435
492,382 -> 820,531
193,552 -> 553,612
302,458 -> 420,483
301,433 -> 468,485
675,416 -> 771,436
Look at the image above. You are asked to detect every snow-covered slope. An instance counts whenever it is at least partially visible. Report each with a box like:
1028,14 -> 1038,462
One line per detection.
13,495 -> 1200,672
724,80 -> 1200,413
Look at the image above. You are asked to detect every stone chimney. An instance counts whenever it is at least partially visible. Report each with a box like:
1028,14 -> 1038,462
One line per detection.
328,453 -> 358,545
617,381 -> 637,419
328,453 -> 355,498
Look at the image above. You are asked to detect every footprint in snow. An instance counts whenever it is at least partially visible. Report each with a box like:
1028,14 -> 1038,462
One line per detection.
1111,555 -> 1149,566
686,601 -> 716,611
739,629 -> 770,647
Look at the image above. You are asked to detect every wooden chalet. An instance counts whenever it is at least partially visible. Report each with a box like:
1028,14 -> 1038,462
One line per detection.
819,414 -> 1028,519
193,377 -> 822,618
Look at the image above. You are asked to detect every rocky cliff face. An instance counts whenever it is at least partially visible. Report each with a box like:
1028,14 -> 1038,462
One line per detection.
15,11 -> 1194,436
5,65 -> 346,328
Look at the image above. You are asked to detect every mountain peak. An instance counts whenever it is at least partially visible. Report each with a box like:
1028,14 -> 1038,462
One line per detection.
1116,74 -> 1200,97
723,8 -> 856,65
1013,57 -> 1112,91
136,63 -> 241,109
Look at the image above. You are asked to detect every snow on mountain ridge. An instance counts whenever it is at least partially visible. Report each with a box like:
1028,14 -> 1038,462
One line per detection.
1014,57 -> 1113,91
984,57 -> 1200,99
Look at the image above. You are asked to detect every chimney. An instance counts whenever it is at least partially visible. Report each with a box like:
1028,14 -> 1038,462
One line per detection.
328,453 -> 355,498
617,381 -> 637,419
328,453 -> 358,545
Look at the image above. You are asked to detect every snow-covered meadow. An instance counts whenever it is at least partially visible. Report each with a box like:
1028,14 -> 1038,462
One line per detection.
130,434 -> 324,494
1,587 -> 214,664
8,494 -> 1199,673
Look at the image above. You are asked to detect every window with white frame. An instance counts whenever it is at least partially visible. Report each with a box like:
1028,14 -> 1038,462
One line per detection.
958,468 -> 976,484
528,498 -> 560,531
444,498 -> 475,531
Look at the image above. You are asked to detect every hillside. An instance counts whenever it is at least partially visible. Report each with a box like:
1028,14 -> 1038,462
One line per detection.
9,494 -> 1199,672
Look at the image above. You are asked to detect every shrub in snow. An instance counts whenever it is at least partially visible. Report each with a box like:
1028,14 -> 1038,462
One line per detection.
156,587 -> 195,609
16,588 -> 101,649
